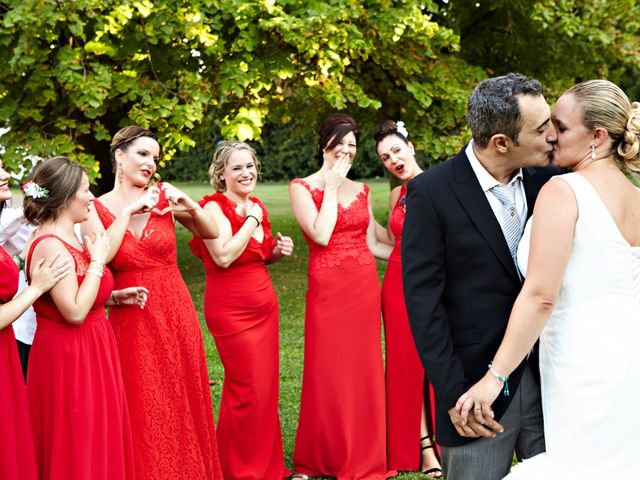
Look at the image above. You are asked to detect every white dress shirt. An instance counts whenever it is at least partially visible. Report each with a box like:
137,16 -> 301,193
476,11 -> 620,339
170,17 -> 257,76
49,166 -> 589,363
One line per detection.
465,141 -> 528,227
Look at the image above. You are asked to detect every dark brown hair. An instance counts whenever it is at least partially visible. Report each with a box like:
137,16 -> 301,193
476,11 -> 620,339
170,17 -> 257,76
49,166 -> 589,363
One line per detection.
110,126 -> 162,172
373,120 -> 409,147
22,156 -> 85,226
466,73 -> 544,148
316,113 -> 359,163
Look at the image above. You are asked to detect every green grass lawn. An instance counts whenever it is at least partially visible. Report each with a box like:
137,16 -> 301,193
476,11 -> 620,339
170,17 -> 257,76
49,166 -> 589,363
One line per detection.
173,179 -> 427,479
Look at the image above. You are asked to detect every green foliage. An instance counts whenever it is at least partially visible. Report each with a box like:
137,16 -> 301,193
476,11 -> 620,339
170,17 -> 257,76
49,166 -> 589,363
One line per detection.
0,0 -> 481,185
0,0 -> 218,182
435,0 -> 640,98
1,0 -> 640,185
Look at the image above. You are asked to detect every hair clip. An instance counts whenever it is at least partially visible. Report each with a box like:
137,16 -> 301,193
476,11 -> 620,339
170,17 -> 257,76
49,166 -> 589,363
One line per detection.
22,180 -> 49,199
396,121 -> 409,138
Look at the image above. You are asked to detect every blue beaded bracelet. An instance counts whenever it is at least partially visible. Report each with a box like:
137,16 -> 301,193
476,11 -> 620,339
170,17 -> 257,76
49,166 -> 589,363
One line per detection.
488,363 -> 510,397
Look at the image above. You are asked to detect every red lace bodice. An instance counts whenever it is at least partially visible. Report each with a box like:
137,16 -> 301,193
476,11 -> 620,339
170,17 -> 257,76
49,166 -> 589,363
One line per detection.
26,234 -> 114,327
388,184 -> 407,263
291,178 -> 375,272
0,246 -> 18,303
94,185 -> 179,273
189,192 -> 275,269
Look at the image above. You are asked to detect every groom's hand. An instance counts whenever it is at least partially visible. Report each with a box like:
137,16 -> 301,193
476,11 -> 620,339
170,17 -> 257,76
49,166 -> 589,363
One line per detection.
448,407 -> 503,438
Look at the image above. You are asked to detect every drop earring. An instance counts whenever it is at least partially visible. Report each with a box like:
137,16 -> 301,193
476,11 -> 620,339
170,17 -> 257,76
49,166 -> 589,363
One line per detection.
591,145 -> 596,160
117,164 -> 124,184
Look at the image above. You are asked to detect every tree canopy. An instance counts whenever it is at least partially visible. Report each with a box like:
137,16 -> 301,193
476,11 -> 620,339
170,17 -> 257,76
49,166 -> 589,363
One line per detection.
0,0 -> 638,185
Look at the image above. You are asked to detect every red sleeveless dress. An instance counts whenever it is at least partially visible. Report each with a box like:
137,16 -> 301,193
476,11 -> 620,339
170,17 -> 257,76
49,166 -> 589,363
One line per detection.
382,185 -> 437,469
26,234 -> 134,479
190,193 -> 290,480
291,179 -> 395,480
0,246 -> 37,480
94,187 -> 222,480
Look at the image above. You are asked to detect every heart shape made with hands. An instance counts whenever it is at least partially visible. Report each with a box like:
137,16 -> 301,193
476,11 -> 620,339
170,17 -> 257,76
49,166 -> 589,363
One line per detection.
149,195 -> 192,216
150,206 -> 172,216
138,185 -> 184,216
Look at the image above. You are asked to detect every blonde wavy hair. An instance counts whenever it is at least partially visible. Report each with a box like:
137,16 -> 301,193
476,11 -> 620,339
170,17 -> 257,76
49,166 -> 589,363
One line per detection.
209,141 -> 261,192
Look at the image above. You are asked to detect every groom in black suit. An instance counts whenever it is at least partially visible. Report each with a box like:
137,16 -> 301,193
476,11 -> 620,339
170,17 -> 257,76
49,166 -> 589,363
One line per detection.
402,73 -> 561,479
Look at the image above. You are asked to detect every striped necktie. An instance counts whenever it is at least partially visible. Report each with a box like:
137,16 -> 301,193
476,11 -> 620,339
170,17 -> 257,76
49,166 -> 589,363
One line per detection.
490,179 -> 523,264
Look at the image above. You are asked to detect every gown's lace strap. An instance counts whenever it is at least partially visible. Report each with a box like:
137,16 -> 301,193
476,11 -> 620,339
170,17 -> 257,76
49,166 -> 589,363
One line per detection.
290,178 -> 312,192
26,234 -> 84,280
290,178 -> 324,209
93,198 -> 114,229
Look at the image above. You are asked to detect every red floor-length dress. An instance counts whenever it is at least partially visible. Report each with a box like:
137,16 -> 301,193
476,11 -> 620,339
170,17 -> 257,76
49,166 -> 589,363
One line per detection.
0,246 -> 37,480
190,193 -> 290,480
94,188 -> 222,480
26,235 -> 134,479
382,184 -> 436,470
292,179 -> 395,480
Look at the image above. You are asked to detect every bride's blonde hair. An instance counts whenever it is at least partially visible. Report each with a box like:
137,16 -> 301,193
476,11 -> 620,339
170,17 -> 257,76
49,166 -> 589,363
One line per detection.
567,80 -> 640,172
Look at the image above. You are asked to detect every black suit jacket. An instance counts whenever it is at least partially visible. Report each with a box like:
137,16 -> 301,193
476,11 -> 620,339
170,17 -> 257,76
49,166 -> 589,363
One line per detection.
402,147 -> 561,447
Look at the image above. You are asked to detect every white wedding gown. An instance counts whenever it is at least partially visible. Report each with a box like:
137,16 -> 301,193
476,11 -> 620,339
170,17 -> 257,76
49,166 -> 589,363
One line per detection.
507,173 -> 640,479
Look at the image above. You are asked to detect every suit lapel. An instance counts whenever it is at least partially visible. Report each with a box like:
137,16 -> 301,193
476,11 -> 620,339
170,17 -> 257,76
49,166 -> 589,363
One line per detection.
449,152 -> 521,283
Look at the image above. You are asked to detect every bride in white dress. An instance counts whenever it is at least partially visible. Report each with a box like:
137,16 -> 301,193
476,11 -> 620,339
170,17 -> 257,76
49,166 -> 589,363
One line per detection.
454,79 -> 640,478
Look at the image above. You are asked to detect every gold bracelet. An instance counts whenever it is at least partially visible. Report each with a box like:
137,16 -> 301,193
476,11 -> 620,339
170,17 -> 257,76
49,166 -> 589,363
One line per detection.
86,268 -> 103,278
111,291 -> 119,305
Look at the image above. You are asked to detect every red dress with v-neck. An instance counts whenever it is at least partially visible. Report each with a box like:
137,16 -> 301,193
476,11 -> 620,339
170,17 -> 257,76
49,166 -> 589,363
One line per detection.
291,179 -> 395,480
94,188 -> 222,480
0,246 -> 37,480
189,192 -> 290,480
26,235 -> 134,479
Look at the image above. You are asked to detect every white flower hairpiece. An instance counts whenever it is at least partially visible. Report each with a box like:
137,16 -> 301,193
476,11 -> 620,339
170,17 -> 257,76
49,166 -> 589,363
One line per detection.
396,120 -> 409,139
22,180 -> 49,199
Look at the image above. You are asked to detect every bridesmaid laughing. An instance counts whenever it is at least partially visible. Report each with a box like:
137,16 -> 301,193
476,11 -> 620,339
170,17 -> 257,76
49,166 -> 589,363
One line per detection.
290,114 -> 394,480
190,141 -> 293,480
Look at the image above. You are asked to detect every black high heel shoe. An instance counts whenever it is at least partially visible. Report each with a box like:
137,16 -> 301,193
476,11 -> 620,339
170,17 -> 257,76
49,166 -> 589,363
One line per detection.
420,435 -> 443,478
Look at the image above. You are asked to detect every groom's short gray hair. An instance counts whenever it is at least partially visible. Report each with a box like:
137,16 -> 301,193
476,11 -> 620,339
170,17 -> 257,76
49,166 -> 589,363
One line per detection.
466,73 -> 544,148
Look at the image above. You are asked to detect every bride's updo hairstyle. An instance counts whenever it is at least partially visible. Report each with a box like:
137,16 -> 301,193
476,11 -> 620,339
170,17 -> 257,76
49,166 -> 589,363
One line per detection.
567,80 -> 640,172
23,156 -> 85,226
373,120 -> 409,148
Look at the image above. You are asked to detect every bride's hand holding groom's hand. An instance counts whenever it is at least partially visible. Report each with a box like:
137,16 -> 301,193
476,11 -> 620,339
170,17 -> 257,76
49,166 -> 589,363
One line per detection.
448,405 -> 502,439
453,373 -> 505,437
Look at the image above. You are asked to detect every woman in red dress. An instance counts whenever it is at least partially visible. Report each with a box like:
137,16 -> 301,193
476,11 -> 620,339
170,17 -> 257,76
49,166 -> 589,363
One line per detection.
374,121 -> 442,478
83,126 -> 223,480
23,156 -> 146,479
290,114 -> 395,480
0,159 -> 70,480
189,141 -> 293,480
